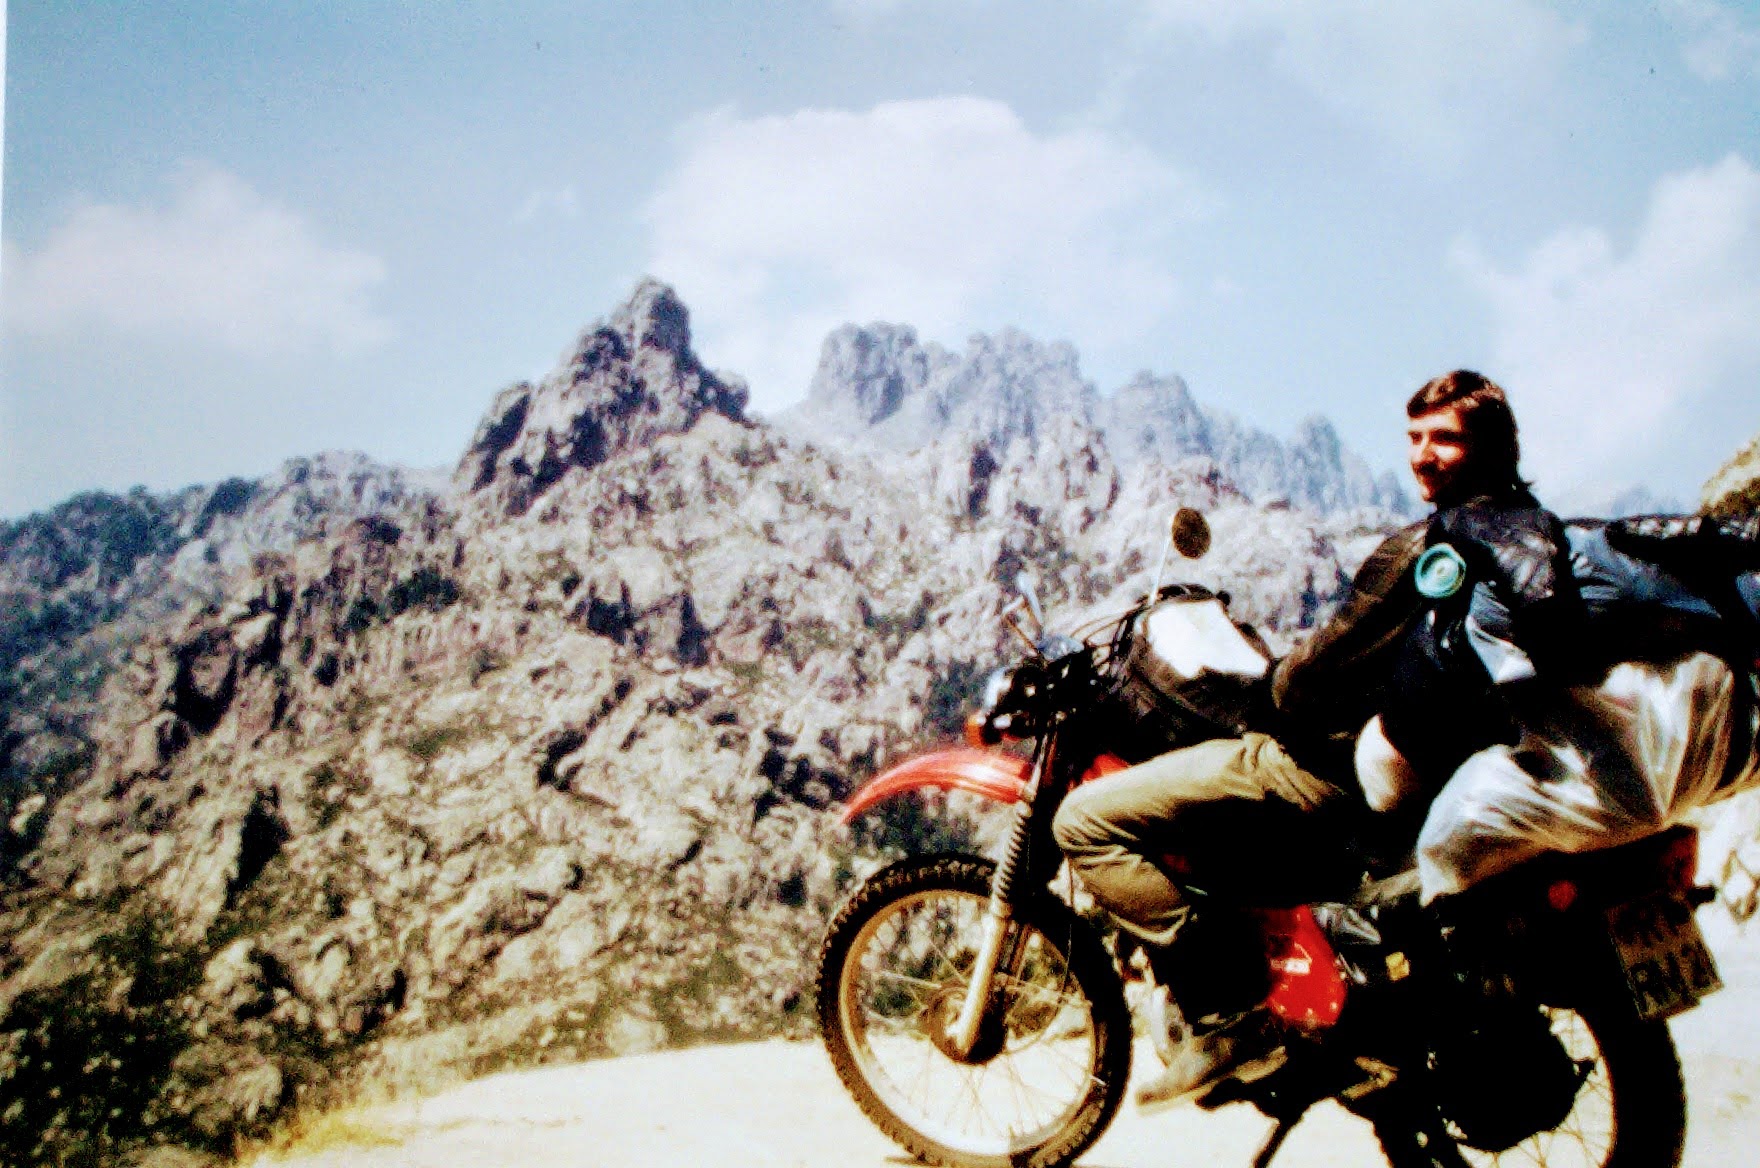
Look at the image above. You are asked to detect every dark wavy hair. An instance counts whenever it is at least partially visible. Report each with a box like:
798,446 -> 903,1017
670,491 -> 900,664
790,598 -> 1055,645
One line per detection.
1407,369 -> 1527,497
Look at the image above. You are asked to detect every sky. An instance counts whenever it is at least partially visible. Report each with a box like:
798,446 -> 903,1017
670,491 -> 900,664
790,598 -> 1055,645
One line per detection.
2,1 -> 1758,519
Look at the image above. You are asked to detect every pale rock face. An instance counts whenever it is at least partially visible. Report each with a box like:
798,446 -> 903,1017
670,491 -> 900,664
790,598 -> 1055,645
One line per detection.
786,324 -> 1090,453
1101,371 -> 1209,463
1704,432 -> 1760,517
799,322 -> 938,433
0,279 -> 1414,1162
782,322 -> 1413,516
0,451 -> 445,831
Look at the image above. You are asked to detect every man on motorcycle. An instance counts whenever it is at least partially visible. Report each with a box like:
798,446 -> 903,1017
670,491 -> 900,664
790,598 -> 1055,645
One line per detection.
1053,369 -> 1537,1107
1285,370 -> 1543,788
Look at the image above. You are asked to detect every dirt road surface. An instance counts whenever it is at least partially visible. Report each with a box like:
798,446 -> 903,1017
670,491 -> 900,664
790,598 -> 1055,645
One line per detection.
258,918 -> 1760,1168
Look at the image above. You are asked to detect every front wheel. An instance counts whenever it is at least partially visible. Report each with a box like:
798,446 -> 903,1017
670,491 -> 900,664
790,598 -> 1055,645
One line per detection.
1377,994 -> 1686,1168
816,854 -> 1133,1168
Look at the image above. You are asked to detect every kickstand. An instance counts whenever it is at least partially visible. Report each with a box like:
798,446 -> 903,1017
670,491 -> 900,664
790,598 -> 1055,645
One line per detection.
1252,1114 -> 1299,1168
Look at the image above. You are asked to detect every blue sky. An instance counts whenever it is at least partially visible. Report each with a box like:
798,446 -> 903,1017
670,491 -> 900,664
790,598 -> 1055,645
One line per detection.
3,1 -> 1758,518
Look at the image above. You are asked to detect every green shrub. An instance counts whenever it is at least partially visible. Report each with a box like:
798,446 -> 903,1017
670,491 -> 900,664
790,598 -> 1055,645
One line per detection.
33,744 -> 94,784
469,646 -> 507,684
194,477 -> 258,536
407,723 -> 469,762
725,661 -> 766,686
385,568 -> 460,616
925,658 -> 983,738
340,596 -> 379,636
0,914 -> 207,1166
849,788 -> 980,858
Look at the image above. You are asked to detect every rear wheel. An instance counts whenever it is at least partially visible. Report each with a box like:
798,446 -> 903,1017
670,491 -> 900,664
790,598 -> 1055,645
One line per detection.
816,854 -> 1133,1168
1377,995 -> 1685,1168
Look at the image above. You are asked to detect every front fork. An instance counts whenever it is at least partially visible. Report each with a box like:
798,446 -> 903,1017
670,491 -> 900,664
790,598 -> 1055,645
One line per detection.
945,748 -> 1047,1057
948,899 -> 1016,1054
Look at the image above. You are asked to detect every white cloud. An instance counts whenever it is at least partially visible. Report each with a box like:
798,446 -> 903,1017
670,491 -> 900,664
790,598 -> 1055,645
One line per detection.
642,97 -> 1201,408
3,164 -> 391,355
1132,0 -> 1581,158
1455,154 -> 1760,493
1663,0 -> 1760,81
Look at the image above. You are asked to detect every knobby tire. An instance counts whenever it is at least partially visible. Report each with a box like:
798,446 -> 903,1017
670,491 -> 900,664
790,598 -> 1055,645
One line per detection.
816,854 -> 1133,1168
1376,991 -> 1685,1168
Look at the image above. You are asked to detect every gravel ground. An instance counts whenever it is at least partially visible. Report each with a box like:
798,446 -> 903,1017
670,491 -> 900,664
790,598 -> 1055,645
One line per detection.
255,917 -> 1760,1168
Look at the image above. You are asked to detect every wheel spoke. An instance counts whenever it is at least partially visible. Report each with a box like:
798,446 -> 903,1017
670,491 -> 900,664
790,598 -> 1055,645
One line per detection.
1434,1002 -> 1661,1168
821,861 -> 1126,1165
871,967 -> 953,992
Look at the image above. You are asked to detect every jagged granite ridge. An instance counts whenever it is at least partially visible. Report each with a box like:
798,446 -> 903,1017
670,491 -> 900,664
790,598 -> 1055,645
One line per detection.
782,322 -> 1411,515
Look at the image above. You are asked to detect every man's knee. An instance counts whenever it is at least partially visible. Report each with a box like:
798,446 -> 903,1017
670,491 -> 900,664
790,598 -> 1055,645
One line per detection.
1052,787 -> 1107,857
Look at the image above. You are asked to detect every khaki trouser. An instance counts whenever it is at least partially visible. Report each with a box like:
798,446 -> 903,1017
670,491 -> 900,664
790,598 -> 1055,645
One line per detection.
1051,733 -> 1341,947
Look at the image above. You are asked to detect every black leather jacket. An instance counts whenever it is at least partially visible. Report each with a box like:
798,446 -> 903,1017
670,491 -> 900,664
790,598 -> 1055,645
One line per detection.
1371,491 -> 1555,778
1380,503 -> 1760,785
1269,519 -> 1428,777
1269,490 -> 1542,742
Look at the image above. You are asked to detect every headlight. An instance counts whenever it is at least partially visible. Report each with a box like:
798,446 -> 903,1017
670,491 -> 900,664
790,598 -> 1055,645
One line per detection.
1038,634 -> 1085,660
978,666 -> 1013,713
964,666 -> 1019,746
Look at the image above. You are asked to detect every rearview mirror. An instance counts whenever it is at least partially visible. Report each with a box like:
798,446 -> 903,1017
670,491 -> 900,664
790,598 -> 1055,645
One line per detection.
1171,508 -> 1211,560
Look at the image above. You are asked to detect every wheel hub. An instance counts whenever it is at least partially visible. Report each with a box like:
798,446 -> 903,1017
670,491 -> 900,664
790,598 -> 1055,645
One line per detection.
921,986 -> 1007,1064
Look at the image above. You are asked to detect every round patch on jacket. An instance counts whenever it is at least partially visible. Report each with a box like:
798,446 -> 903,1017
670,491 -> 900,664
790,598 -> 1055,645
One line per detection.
1414,544 -> 1468,599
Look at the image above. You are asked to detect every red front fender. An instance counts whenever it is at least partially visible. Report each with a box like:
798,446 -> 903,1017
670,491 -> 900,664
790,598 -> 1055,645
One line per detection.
840,748 -> 1031,823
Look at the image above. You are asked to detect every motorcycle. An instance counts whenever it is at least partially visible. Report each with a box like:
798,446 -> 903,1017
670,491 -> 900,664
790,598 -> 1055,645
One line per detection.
815,509 -> 1724,1168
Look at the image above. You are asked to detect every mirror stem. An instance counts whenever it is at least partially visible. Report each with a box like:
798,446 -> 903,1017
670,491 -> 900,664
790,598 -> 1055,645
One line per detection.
1014,572 -> 1045,633
1143,522 -> 1175,610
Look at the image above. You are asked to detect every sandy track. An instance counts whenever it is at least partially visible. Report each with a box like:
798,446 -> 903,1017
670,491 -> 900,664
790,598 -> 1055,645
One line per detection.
259,919 -> 1760,1168
258,1025 -> 1758,1168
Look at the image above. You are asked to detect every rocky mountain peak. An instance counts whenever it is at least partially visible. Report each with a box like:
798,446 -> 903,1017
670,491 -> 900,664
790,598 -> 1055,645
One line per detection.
1100,371 -> 1206,464
785,319 -> 1411,516
1293,415 -> 1342,459
942,328 -> 1093,446
455,279 -> 750,516
804,322 -> 937,430
610,277 -> 695,357
784,323 -> 1095,454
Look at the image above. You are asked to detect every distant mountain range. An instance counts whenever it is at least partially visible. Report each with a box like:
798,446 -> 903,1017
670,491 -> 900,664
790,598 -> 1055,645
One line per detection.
781,321 -> 1412,515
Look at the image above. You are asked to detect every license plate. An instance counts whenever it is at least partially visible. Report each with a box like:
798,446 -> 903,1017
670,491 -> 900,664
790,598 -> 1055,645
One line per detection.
1606,891 -> 1722,1020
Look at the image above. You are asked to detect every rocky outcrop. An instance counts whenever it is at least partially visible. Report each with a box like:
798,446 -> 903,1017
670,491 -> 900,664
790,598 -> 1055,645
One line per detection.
790,322 -> 941,438
1098,375 -> 1407,513
456,280 -> 750,517
1099,371 -> 1209,463
783,323 -> 1412,515
786,324 -> 1089,453
1704,432 -> 1760,517
0,454 -> 442,886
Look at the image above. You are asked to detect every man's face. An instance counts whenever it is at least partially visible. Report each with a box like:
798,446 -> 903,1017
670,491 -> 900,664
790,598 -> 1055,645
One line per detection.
1408,405 -> 1472,504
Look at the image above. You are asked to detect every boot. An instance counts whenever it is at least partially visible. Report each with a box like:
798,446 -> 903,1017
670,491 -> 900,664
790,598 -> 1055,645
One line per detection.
1136,988 -> 1278,1111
